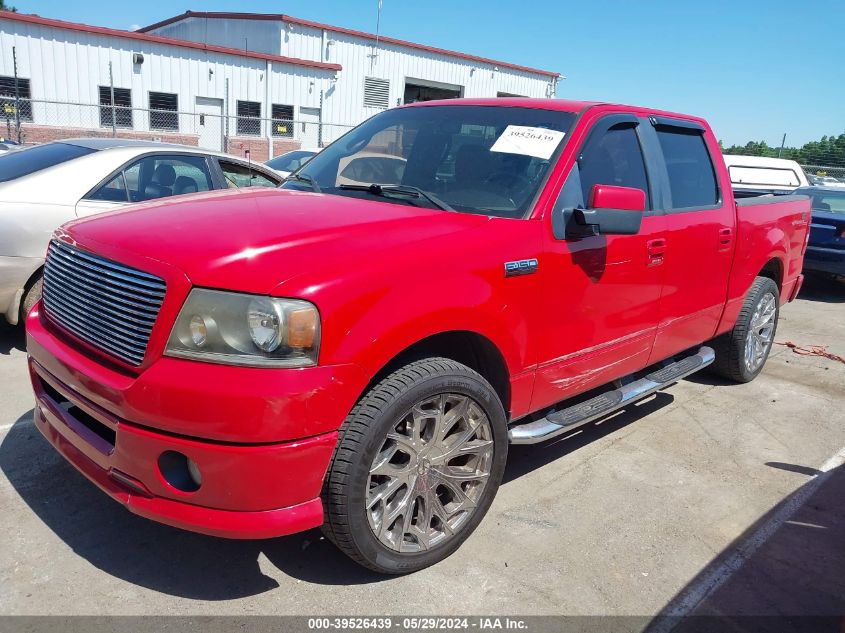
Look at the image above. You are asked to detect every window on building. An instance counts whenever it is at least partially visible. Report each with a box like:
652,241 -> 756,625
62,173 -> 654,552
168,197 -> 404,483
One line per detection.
149,92 -> 178,131
363,77 -> 390,109
237,100 -> 261,136
656,127 -> 719,209
271,104 -> 294,138
0,76 -> 33,122
99,86 -> 133,129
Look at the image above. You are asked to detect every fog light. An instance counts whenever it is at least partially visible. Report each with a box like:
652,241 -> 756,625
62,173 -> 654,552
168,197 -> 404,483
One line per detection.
187,458 -> 202,487
157,451 -> 202,492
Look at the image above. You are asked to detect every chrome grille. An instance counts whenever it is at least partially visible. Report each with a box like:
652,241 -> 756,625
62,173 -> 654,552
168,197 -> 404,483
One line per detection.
42,240 -> 166,366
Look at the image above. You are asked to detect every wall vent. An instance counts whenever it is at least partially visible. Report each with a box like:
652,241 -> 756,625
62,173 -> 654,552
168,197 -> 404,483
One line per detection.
363,76 -> 390,109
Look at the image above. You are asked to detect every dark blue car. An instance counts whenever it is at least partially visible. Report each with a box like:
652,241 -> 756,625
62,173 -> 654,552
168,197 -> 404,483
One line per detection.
796,187 -> 845,277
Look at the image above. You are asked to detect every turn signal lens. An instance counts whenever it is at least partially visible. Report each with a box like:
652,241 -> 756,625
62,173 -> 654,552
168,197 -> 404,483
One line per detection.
189,314 -> 208,347
288,307 -> 318,348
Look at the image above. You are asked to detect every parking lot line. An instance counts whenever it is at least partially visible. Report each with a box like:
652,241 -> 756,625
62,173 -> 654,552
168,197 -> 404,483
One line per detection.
652,445 -> 845,631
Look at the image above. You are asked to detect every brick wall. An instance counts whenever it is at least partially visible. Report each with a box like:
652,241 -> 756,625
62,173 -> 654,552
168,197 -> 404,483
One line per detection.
226,136 -> 303,163
18,124 -> 304,161
273,138 -> 302,157
20,124 -> 200,147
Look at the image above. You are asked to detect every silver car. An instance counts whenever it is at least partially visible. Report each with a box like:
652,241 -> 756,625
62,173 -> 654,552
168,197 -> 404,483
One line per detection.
0,138 -> 282,325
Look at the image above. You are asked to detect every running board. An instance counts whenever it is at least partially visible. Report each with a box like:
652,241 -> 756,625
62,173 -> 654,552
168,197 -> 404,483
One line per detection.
508,346 -> 715,445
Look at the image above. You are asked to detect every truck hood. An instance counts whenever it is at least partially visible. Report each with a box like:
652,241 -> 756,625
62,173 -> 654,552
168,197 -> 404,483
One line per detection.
62,188 -> 489,293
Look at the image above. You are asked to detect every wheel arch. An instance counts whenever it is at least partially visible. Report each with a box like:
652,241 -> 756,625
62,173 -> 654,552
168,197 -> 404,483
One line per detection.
5,264 -> 43,326
758,257 -> 785,293
362,330 -> 512,415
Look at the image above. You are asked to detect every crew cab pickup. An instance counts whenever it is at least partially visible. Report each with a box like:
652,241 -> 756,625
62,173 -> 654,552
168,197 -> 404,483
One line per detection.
26,98 -> 810,574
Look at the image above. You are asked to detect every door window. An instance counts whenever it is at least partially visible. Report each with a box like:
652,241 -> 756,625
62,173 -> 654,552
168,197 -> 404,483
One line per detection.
218,161 -> 281,188
87,173 -> 128,202
577,124 -> 651,208
656,128 -> 719,209
87,155 -> 213,202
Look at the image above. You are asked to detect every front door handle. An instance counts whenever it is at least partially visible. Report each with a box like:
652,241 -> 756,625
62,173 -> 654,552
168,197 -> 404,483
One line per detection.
647,238 -> 667,266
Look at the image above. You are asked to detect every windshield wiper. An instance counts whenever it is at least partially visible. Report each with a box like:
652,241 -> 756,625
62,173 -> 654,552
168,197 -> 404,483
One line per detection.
339,183 -> 454,212
285,172 -> 321,192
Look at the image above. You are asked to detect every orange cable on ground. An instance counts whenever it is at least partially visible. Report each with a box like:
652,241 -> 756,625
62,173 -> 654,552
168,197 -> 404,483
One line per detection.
776,341 -> 845,365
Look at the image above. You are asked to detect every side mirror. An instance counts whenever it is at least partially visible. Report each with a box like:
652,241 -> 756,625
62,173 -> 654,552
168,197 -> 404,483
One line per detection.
590,184 -> 645,212
574,184 -> 646,235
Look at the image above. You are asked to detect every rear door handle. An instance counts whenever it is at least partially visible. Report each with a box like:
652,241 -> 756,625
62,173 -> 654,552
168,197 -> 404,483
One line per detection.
719,227 -> 733,250
647,238 -> 667,266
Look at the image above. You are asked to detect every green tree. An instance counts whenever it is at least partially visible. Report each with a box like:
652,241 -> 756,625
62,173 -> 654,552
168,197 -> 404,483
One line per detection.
723,132 -> 845,168
0,0 -> 17,11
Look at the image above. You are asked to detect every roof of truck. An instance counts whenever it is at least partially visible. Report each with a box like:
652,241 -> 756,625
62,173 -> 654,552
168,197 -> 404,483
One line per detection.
404,98 -> 599,113
403,98 -> 712,129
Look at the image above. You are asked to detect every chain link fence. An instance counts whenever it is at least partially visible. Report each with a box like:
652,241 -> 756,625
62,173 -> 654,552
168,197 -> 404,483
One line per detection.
4,94 -> 845,186
800,164 -> 845,182
1,97 -> 354,162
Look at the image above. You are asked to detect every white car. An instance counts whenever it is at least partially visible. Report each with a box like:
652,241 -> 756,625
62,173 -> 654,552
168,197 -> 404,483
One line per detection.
722,154 -> 809,197
0,138 -> 283,325
815,176 -> 845,189
265,148 -> 321,178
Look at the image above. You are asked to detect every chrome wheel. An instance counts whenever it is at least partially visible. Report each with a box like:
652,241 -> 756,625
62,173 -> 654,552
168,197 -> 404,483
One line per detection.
744,291 -> 776,373
366,393 -> 494,553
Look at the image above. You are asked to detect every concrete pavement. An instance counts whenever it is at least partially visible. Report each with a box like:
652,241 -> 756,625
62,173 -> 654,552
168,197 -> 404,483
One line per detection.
1,277 -> 843,619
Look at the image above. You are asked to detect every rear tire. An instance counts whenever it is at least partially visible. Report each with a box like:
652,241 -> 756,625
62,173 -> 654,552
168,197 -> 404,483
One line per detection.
710,276 -> 780,383
321,357 -> 508,574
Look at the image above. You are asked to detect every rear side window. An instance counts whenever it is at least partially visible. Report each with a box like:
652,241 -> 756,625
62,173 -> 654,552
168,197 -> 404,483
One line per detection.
219,161 -> 281,188
656,129 -> 719,209
0,143 -> 96,183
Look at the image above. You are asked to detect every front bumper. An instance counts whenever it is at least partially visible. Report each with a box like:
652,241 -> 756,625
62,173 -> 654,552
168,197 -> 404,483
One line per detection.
26,304 -> 368,539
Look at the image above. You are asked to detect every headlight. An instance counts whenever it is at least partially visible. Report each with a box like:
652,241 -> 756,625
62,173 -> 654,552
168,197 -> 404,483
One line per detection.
165,289 -> 320,367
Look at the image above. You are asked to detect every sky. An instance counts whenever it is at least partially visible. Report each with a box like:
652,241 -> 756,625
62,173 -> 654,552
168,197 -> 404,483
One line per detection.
12,0 -> 845,147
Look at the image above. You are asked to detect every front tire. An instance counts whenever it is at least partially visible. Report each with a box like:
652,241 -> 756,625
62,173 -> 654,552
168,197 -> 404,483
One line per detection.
711,276 -> 780,383
20,274 -> 43,325
321,357 -> 508,574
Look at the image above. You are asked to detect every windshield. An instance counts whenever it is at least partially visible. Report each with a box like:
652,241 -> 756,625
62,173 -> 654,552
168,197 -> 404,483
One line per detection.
266,150 -> 316,172
282,105 -> 576,218
0,142 -> 97,183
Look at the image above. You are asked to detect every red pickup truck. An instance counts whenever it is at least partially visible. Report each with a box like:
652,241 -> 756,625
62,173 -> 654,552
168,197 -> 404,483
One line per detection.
26,98 -> 810,574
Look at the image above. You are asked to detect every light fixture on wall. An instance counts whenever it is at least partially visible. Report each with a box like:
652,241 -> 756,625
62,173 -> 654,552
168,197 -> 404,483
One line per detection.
309,80 -> 315,94
132,52 -> 144,65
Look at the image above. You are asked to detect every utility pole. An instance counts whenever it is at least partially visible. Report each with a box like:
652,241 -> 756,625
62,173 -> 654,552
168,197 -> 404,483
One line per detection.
369,0 -> 383,64
778,133 -> 786,158
12,45 -> 21,143
109,61 -> 116,137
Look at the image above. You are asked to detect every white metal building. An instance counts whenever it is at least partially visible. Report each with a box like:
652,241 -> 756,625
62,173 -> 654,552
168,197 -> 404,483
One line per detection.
0,9 -> 561,160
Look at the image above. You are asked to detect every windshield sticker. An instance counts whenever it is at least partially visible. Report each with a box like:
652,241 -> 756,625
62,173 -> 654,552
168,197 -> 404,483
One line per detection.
490,125 -> 566,160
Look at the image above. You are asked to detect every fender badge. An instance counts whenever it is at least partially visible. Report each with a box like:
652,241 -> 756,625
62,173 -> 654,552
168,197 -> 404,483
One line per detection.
504,258 -> 539,277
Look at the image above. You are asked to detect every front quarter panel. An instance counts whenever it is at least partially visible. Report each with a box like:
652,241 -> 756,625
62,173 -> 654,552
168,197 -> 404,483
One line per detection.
277,217 -> 544,406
